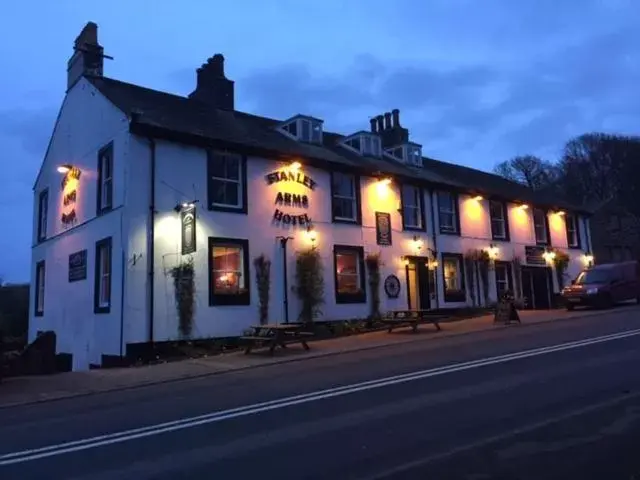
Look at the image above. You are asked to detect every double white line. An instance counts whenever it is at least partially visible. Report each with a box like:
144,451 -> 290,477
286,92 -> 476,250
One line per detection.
2,328 -> 640,466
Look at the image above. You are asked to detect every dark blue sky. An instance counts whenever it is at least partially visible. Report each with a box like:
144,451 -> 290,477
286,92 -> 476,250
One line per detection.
1,0 -> 639,282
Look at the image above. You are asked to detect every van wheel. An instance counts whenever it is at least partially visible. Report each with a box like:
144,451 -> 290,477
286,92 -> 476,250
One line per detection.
598,294 -> 613,309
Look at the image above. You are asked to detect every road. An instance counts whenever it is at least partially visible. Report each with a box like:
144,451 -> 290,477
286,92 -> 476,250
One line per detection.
1,306 -> 640,479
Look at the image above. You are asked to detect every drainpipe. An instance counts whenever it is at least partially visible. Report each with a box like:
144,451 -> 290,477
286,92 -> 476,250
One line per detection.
147,137 -> 156,343
277,236 -> 293,324
119,249 -> 125,358
429,189 -> 440,310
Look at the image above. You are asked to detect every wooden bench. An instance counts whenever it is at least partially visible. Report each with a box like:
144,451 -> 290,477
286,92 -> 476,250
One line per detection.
382,310 -> 446,333
241,324 -> 313,355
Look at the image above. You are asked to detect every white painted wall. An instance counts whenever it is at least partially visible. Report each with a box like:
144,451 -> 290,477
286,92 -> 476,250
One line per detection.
29,78 -> 129,369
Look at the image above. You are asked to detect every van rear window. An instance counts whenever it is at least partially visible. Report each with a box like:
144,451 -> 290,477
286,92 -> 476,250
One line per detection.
575,269 -> 611,285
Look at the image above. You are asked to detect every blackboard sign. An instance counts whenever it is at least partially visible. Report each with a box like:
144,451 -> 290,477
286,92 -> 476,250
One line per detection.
68,250 -> 87,282
525,246 -> 546,266
181,205 -> 196,255
375,212 -> 392,246
494,299 -> 521,324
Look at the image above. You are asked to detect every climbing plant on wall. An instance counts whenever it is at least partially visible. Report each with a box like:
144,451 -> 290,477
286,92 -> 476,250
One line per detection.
169,256 -> 195,337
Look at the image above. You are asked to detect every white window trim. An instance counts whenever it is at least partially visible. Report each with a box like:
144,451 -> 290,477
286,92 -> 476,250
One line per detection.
490,201 -> 506,239
211,154 -> 243,209
533,209 -> 548,244
99,150 -> 113,211
402,185 -> 423,229
212,244 -> 246,293
443,258 -> 461,291
38,190 -> 48,240
36,263 -> 45,314
333,174 -> 357,221
98,245 -> 111,308
336,250 -> 362,293
567,214 -> 579,247
495,264 -> 510,294
438,192 -> 457,232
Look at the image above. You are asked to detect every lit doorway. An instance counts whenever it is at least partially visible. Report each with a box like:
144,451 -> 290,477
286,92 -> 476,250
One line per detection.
405,257 -> 431,310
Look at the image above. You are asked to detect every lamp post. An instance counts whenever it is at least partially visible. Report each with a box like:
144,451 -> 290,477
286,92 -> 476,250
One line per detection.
276,235 -> 294,323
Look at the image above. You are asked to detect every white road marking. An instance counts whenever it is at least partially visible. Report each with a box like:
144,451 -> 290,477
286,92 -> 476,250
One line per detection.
2,328 -> 640,466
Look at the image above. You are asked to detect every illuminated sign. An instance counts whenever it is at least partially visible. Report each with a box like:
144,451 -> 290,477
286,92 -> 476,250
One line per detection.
265,169 -> 316,227
61,167 -> 81,227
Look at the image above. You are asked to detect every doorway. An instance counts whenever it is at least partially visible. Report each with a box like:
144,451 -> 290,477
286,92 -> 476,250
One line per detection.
521,266 -> 552,309
405,257 -> 431,310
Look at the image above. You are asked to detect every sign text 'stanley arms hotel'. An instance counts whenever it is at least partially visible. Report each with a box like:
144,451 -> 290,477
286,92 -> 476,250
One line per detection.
31,23 -> 594,371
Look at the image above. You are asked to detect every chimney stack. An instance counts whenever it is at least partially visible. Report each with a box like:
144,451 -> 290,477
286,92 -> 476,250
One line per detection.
67,22 -> 104,91
376,115 -> 384,132
370,118 -> 377,133
392,109 -> 400,127
188,54 -> 235,110
384,112 -> 392,130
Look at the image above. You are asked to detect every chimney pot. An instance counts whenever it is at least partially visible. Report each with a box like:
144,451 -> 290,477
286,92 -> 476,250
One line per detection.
369,118 -> 377,133
384,112 -> 392,130
376,115 -> 384,132
392,109 -> 400,127
189,53 -> 235,110
67,21 -> 104,91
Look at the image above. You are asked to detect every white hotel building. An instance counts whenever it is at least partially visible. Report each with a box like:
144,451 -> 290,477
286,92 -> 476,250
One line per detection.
30,23 -> 593,370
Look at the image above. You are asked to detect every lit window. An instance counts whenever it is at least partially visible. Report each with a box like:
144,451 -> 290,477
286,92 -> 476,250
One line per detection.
34,260 -> 45,316
533,208 -> 549,245
565,214 -> 580,248
442,254 -> 466,302
209,237 -> 250,305
37,189 -> 48,242
438,192 -> 458,234
97,144 -> 113,214
490,200 -> 508,240
208,151 -> 245,212
401,185 -> 424,230
331,172 -> 359,223
94,237 -> 112,313
334,246 -> 366,304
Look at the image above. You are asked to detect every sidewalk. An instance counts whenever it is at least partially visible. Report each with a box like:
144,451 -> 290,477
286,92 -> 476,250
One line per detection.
0,307 -> 630,408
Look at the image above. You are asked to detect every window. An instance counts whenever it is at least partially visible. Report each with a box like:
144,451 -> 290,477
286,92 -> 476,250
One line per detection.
37,189 -> 48,242
489,200 -> 509,240
281,117 -> 323,143
34,260 -> 45,316
331,172 -> 360,223
438,192 -> 459,234
406,145 -> 422,166
533,208 -> 550,245
97,143 -> 113,214
441,253 -> 466,302
208,237 -> 250,305
343,134 -> 381,157
207,151 -> 247,213
401,185 -> 424,230
94,237 -> 112,313
494,261 -> 512,300
334,245 -> 366,304
565,214 -> 580,248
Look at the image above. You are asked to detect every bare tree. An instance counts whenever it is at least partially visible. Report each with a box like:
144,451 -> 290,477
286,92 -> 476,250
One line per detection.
493,155 -> 559,190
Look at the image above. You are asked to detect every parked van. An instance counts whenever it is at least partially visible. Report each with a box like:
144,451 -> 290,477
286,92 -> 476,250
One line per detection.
561,261 -> 640,310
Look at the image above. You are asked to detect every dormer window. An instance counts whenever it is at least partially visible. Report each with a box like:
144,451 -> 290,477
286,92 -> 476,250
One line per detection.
384,143 -> 422,166
279,115 -> 323,143
341,132 -> 382,157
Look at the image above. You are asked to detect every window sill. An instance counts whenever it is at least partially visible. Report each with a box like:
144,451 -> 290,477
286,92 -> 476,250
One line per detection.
403,224 -> 426,232
491,235 -> 510,242
209,204 -> 247,214
335,291 -> 366,304
567,245 -> 582,250
210,291 -> 250,306
94,305 -> 111,314
97,206 -> 113,216
439,229 -> 460,236
332,217 -> 361,225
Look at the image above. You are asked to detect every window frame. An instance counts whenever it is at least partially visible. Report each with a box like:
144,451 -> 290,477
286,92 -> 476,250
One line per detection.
441,252 -> 466,303
400,184 -> 426,231
34,260 -> 45,317
93,236 -> 113,314
533,208 -> 551,246
489,200 -> 510,241
96,143 -> 114,215
330,172 -> 362,225
437,191 -> 460,235
207,150 -> 248,214
494,260 -> 513,300
333,245 -> 366,304
208,237 -> 251,306
565,213 -> 581,249
37,189 -> 48,242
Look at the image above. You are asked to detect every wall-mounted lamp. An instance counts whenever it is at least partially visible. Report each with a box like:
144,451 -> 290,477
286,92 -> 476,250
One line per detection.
472,195 -> 484,202
57,164 -> 74,174
556,210 -> 566,216
411,235 -> 423,253
518,204 -> 529,210
379,177 -> 392,186
289,161 -> 302,171
487,243 -> 499,260
542,249 -> 557,263
305,224 -> 317,244
583,252 -> 594,267
174,200 -> 198,213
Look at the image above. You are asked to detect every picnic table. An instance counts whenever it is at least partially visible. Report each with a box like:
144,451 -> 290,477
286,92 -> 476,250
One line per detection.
241,323 -> 314,355
382,310 -> 446,333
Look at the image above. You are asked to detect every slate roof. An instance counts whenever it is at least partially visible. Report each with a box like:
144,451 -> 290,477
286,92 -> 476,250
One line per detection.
87,75 -> 589,214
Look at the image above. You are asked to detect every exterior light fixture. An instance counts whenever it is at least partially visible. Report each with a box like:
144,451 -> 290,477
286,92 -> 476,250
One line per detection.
542,249 -> 556,263
487,243 -> 499,259
519,204 -> 529,210
57,164 -> 73,174
556,210 -> 566,216
174,200 -> 198,213
305,224 -> 317,244
290,161 -> 302,171
379,178 -> 392,186
412,235 -> 423,253
583,252 -> 594,266
473,195 -> 483,202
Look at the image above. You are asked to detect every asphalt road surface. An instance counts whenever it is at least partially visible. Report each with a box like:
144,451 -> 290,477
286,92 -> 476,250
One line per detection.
2,305 -> 640,480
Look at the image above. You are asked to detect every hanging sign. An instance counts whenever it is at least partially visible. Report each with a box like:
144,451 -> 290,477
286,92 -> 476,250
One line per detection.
61,167 -> 81,227
375,212 -> 392,246
181,205 -> 197,255
68,249 -> 87,282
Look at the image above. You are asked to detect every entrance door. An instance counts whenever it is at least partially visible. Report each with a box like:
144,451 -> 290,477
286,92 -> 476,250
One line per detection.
406,259 -> 431,310
521,266 -> 551,309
